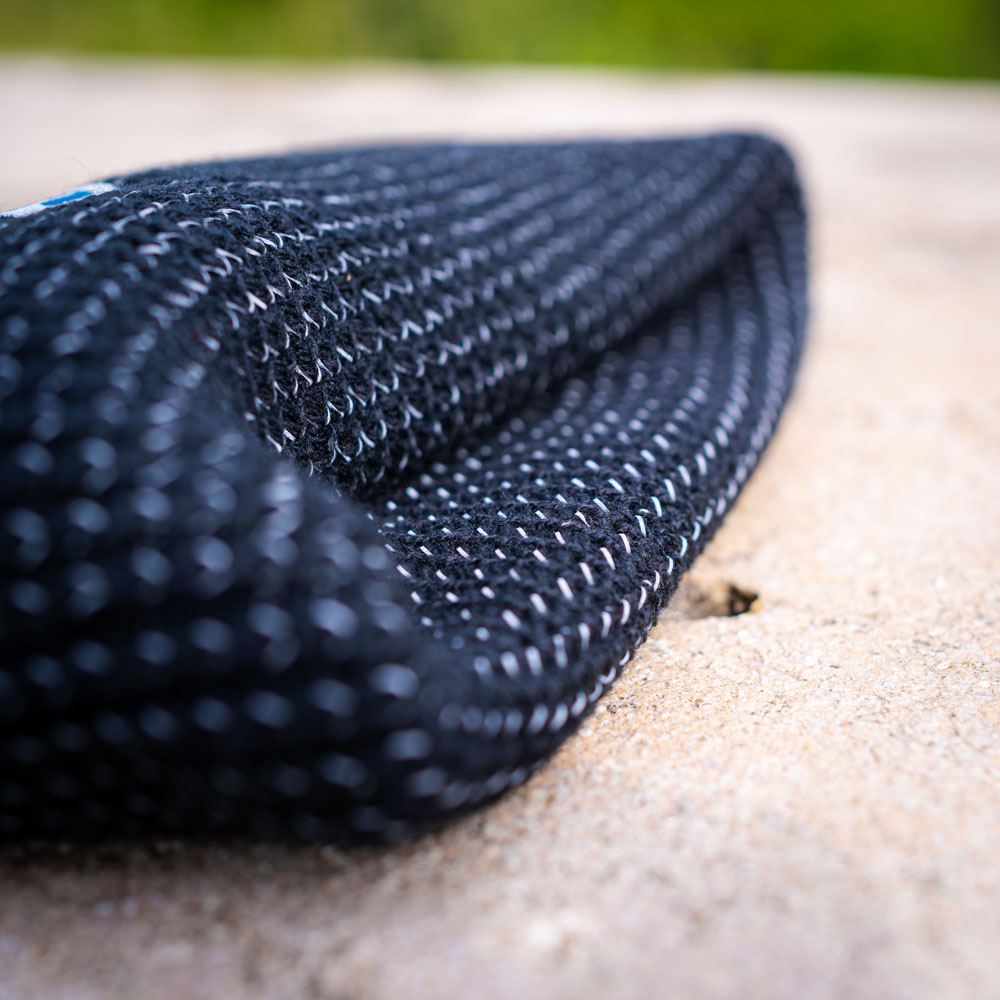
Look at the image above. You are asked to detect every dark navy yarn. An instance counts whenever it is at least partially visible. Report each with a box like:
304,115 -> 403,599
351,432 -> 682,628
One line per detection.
0,134 -> 808,841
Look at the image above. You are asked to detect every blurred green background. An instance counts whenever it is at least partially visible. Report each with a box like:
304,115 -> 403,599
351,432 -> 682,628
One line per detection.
1,0 -> 998,77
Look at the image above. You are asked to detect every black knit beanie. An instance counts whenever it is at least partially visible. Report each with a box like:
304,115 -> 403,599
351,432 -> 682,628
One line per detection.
0,134 -> 808,840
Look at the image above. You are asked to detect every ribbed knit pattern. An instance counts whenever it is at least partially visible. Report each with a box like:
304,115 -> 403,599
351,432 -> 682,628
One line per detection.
0,134 -> 808,840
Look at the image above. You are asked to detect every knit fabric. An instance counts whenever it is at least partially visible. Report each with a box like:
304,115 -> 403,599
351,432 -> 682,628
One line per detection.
0,134 -> 808,841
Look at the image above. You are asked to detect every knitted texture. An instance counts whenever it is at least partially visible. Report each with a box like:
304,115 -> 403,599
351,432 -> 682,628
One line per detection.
0,134 -> 808,841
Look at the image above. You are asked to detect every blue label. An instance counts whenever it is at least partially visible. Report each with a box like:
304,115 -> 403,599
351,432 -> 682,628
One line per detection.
1,182 -> 118,219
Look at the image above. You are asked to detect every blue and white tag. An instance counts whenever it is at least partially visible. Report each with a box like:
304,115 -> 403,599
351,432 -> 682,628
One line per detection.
1,182 -> 118,219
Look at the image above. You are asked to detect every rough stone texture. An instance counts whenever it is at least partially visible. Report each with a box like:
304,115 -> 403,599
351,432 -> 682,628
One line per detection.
0,59 -> 998,1000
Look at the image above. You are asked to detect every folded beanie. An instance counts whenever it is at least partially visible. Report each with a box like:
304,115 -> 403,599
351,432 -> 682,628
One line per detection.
0,134 -> 808,840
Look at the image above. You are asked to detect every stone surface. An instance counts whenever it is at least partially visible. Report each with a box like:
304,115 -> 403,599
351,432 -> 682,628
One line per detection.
1,59 -> 998,1000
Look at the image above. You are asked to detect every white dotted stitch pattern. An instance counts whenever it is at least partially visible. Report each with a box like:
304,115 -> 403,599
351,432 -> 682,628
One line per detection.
0,135 -> 808,841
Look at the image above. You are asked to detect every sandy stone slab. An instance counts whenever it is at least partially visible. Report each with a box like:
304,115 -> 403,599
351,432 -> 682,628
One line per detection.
0,60 -> 998,1000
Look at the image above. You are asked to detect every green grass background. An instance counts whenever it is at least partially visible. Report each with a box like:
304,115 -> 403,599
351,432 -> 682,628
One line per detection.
1,0 -> 998,77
